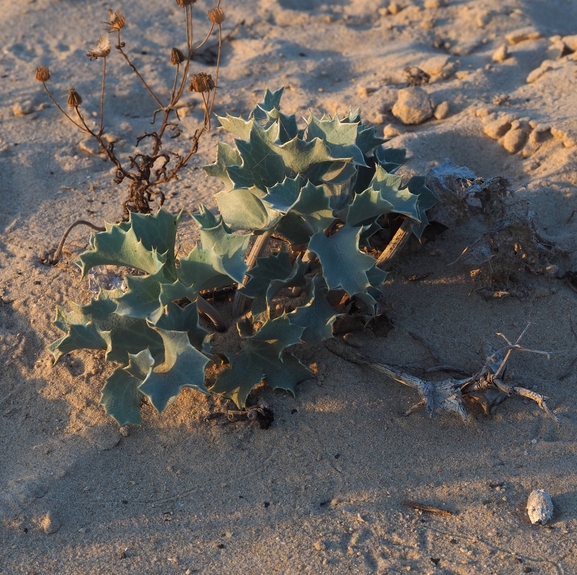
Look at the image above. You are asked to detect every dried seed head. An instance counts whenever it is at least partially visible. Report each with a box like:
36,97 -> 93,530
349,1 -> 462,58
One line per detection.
170,47 -> 186,65
175,0 -> 196,6
35,66 -> 51,82
67,88 -> 83,108
87,35 -> 111,60
208,7 -> 225,24
189,72 -> 215,93
104,9 -> 125,32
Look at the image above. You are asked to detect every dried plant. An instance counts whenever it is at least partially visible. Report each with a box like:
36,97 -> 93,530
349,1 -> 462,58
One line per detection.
37,1 -> 225,262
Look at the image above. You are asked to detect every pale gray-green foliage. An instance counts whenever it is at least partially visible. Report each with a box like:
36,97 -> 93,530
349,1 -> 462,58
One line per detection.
49,88 -> 437,425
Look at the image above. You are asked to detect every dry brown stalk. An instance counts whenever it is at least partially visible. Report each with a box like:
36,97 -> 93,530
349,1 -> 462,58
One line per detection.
38,1 -> 226,263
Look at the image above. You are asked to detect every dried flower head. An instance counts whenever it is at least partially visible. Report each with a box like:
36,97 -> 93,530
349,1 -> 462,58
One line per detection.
87,35 -> 111,60
35,66 -> 51,82
170,47 -> 186,65
175,0 -> 196,6
208,7 -> 225,25
104,9 -> 125,32
67,88 -> 83,108
189,72 -> 215,93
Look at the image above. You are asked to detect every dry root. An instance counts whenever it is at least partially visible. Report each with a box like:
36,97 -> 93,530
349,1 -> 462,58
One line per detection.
326,324 -> 557,422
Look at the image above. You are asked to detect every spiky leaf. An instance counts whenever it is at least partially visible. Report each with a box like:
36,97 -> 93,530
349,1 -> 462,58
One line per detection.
370,166 -> 420,221
78,223 -> 166,278
203,141 -> 243,192
289,276 -> 339,344
155,301 -> 210,353
241,247 -> 308,321
309,225 -> 376,299
407,176 -> 438,239
375,146 -> 407,172
263,180 -> 334,243
211,315 -> 311,408
100,350 -> 154,425
306,115 -> 367,166
47,320 -> 108,363
215,187 -> 275,231
114,268 -> 167,323
346,186 -> 395,227
192,206 -> 251,284
216,114 -> 254,141
138,329 -> 210,414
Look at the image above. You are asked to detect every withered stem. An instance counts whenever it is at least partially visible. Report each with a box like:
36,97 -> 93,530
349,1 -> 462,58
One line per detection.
115,30 -> 164,109
42,83 -> 88,133
99,57 -> 107,136
50,220 -> 105,264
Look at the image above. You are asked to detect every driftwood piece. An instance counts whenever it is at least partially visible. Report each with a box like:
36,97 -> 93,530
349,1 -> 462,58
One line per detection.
326,325 -> 557,422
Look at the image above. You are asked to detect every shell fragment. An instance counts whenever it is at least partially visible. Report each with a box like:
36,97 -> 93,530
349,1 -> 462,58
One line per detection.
526,489 -> 554,525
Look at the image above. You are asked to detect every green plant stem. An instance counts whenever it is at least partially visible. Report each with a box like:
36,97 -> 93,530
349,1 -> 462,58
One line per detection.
375,217 -> 413,269
198,296 -> 227,332
232,229 -> 274,317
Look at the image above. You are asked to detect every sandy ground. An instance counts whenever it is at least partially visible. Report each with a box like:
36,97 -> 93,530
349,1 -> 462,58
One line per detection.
2,0 -> 577,573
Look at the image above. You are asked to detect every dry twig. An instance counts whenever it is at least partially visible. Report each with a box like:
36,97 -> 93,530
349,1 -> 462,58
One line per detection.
326,324 -> 557,422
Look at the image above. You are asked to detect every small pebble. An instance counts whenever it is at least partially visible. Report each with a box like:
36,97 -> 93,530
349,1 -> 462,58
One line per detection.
526,61 -> 554,83
492,45 -> 509,63
392,87 -> 434,125
434,101 -> 450,120
12,102 -> 35,117
561,34 -> 577,52
40,511 -> 61,535
383,125 -> 401,138
506,27 -> 543,45
476,11 -> 490,28
483,115 -> 515,139
502,127 -> 529,153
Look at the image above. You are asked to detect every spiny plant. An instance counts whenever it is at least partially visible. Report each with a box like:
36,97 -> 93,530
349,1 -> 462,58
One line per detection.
48,88 -> 439,426
36,1 -> 225,263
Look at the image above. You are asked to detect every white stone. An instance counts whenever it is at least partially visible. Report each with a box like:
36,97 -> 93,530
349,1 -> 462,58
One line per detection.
527,490 -> 554,525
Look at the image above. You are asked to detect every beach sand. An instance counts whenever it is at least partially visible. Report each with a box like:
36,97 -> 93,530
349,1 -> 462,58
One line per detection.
1,0 -> 577,573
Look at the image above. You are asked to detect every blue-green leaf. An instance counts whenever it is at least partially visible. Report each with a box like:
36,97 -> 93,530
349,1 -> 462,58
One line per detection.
139,329 -> 210,414
215,187 -> 275,231
192,205 -> 251,283
78,223 -> 165,278
346,186 -> 395,227
306,115 -> 367,166
100,350 -> 154,426
203,141 -> 242,192
289,276 -> 339,344
211,315 -> 311,408
370,166 -> 420,221
309,226 -> 375,298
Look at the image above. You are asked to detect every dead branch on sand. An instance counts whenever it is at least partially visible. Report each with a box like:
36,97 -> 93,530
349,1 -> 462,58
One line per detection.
326,324 -> 558,422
